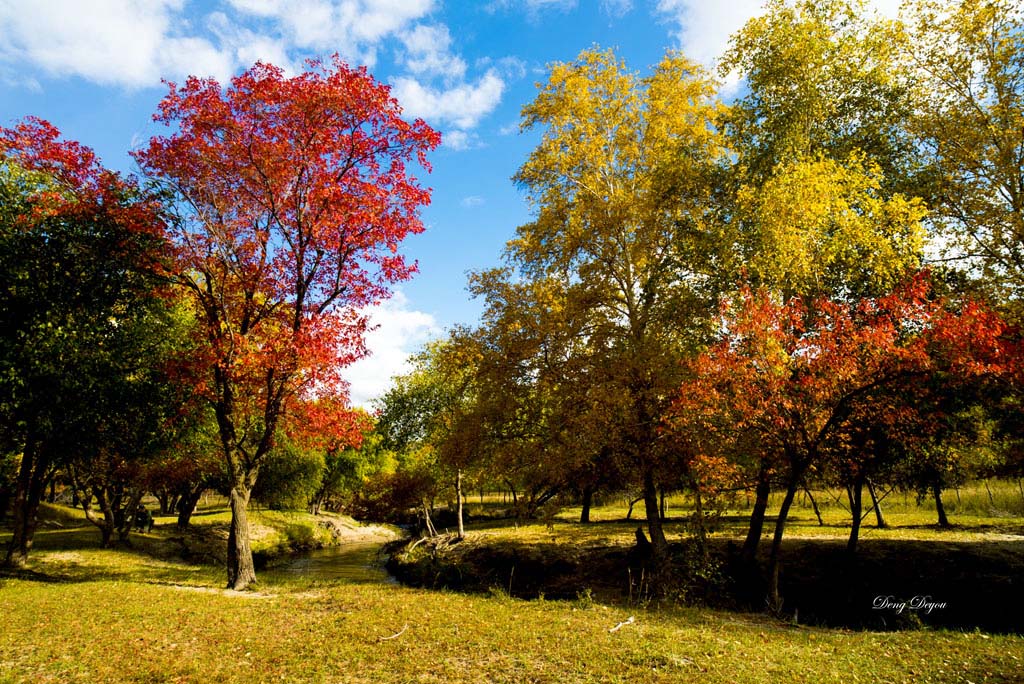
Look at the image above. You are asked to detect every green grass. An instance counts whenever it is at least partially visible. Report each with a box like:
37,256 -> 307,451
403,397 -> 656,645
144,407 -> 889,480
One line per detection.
2,489 -> 1023,682
2,558 -> 1022,683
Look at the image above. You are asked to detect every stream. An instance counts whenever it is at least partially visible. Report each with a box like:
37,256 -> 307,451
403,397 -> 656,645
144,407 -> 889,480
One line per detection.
275,541 -> 395,583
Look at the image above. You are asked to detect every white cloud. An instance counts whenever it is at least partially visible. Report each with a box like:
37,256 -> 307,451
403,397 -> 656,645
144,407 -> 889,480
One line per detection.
398,23 -> 466,80
226,0 -> 436,66
340,290 -> 441,408
206,11 -> 297,76
443,130 -> 484,151
654,0 -> 763,70
600,0 -> 632,18
391,69 -> 504,129
0,0 -> 436,88
461,195 -> 485,208
0,0 -> 196,87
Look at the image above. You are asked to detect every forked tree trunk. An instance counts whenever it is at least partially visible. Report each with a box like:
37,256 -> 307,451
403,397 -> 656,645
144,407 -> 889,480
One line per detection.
4,442 -> 49,568
847,479 -> 863,555
741,465 -> 771,565
177,485 -> 203,530
804,486 -> 824,526
625,495 -> 642,520
226,485 -> 256,590
423,500 -> 437,537
117,490 -> 145,544
455,469 -> 465,540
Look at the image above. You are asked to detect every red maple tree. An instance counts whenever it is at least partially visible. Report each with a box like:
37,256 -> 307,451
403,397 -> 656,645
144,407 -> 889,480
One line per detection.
134,57 -> 440,589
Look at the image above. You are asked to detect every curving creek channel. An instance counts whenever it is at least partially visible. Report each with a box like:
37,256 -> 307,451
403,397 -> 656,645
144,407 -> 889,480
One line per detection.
274,541 -> 396,584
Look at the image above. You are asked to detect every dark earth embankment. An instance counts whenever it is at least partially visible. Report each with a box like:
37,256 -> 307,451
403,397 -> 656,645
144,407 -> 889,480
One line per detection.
388,531 -> 1024,633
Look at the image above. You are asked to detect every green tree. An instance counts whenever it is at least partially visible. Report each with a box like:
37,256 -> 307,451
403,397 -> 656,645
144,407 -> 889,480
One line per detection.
376,334 -> 483,538
0,119 -> 168,567
309,418 -> 390,516
63,296 -> 196,547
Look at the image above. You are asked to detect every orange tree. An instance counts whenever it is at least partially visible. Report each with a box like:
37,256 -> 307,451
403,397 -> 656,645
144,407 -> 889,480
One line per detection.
666,272 -> 1010,610
135,57 -> 439,589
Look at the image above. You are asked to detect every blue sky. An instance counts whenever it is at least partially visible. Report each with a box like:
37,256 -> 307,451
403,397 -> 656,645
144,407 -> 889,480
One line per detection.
0,0 -> 897,405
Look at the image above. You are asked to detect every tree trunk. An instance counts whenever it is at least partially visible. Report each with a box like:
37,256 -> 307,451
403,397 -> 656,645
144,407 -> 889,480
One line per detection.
0,484 -> 10,523
804,485 -> 824,526
3,442 -> 49,568
625,495 -> 642,520
933,482 -> 950,528
767,480 -> 799,613
741,465 -> 771,565
847,479 -> 863,555
642,469 -> 668,558
177,486 -> 203,530
226,485 -> 256,590
659,487 -> 666,521
117,489 -> 144,544
455,469 -> 465,540
580,486 -> 593,524
866,479 -> 886,528
505,480 -> 518,509
78,486 -> 116,549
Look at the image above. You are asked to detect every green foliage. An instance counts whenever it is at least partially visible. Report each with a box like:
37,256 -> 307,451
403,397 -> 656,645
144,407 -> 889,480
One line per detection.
348,460 -> 436,524
252,436 -> 325,511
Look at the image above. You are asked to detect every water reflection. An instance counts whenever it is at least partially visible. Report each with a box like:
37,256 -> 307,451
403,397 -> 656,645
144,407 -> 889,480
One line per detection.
276,541 -> 394,583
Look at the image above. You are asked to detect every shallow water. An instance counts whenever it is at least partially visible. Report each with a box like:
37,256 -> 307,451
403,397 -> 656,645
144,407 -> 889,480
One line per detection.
275,541 -> 394,583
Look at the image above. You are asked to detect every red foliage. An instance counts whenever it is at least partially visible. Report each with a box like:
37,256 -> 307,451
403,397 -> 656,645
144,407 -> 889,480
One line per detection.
286,396 -> 371,455
1,117 -> 163,236
667,272 -> 1014,482
133,56 -> 440,447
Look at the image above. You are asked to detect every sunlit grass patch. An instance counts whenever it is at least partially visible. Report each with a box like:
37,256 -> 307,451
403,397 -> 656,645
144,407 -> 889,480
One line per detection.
1,570 -> 1022,683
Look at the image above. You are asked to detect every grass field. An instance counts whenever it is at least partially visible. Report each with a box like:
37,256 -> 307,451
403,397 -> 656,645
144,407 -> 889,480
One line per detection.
1,483 -> 1023,683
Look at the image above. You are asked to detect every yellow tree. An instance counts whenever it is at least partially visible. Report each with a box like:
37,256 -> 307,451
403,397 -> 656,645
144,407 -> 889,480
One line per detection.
500,48 -> 729,557
722,0 -> 915,190
904,0 -> 1024,310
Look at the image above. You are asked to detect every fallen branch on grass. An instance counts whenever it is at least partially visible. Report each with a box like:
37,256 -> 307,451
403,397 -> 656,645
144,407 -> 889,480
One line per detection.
378,624 -> 409,642
609,616 -> 635,633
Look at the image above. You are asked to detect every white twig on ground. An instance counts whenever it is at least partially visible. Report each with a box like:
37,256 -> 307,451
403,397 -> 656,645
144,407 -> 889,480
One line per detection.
609,616 -> 635,633
378,624 -> 409,642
